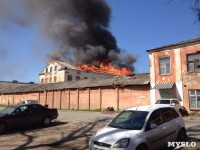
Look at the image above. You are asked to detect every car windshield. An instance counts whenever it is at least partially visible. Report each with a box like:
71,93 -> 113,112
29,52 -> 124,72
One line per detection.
0,106 -> 16,115
108,110 -> 148,130
156,100 -> 170,104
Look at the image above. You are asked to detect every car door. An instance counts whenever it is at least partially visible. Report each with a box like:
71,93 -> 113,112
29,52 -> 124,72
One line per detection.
8,106 -> 30,128
144,109 -> 169,150
28,105 -> 45,125
161,108 -> 180,142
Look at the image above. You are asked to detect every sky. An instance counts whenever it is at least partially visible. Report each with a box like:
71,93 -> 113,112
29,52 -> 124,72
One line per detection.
0,0 -> 200,83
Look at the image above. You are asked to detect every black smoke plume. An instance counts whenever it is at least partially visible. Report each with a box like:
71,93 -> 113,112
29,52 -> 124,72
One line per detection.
0,0 -> 137,71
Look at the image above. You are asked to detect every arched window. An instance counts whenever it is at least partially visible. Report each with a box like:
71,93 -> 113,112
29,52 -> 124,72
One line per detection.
50,67 -> 52,72
49,77 -> 52,83
55,66 -> 57,71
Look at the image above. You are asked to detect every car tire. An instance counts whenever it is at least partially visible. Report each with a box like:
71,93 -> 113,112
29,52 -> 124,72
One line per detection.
177,128 -> 187,141
136,144 -> 148,150
42,116 -> 51,126
0,122 -> 6,133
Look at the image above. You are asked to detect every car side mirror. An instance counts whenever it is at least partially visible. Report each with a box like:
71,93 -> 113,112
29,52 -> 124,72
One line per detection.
150,124 -> 157,129
171,103 -> 175,106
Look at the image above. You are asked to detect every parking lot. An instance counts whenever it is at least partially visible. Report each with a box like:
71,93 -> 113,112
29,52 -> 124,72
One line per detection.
0,109 -> 199,150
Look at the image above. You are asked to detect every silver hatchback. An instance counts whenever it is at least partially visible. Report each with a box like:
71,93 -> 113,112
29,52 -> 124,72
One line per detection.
89,105 -> 187,150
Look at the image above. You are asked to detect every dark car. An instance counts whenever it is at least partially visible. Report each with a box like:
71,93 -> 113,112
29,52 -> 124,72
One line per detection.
0,104 -> 58,133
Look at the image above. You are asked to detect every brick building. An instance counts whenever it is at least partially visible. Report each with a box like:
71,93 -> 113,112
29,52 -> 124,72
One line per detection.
39,60 -> 116,84
147,37 -> 200,111
0,74 -> 150,111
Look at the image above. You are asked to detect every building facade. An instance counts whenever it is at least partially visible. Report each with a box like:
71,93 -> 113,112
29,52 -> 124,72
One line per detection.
39,60 -> 116,84
0,74 -> 150,111
147,38 -> 200,111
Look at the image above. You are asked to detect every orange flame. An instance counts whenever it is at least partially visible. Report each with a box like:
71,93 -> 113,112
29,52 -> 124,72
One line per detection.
77,62 -> 133,76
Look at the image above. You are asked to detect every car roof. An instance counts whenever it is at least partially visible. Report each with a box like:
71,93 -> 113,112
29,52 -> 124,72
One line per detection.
16,103 -> 42,107
125,105 -> 174,112
157,98 -> 178,101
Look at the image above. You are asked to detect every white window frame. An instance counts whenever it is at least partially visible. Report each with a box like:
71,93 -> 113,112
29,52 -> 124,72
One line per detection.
159,57 -> 171,75
189,90 -> 200,109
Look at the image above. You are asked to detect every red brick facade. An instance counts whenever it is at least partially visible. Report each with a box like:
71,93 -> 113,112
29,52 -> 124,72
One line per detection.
0,85 -> 150,111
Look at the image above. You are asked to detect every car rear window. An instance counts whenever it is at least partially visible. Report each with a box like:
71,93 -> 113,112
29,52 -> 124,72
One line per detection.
156,100 -> 170,104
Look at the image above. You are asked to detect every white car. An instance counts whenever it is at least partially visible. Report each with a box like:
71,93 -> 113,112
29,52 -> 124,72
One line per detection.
155,98 -> 183,115
18,100 -> 39,105
89,105 -> 186,150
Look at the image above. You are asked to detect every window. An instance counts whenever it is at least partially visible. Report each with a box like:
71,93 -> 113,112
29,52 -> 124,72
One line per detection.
45,78 -> 48,84
159,89 -> 173,98
146,109 -> 162,131
54,66 -> 57,71
161,108 -> 178,123
68,75 -> 72,81
189,90 -> 200,108
49,77 -> 52,83
84,77 -> 88,79
46,68 -> 48,73
54,76 -> 57,83
29,105 -> 44,114
109,111 -> 148,130
15,106 -> 29,115
50,67 -> 52,72
76,76 -> 80,80
41,79 -> 44,84
187,53 -> 200,72
159,57 -> 171,75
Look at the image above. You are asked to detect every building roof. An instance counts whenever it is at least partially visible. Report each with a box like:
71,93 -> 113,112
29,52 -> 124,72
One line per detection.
146,37 -> 200,53
55,60 -> 81,70
0,73 -> 150,94
0,81 -> 36,93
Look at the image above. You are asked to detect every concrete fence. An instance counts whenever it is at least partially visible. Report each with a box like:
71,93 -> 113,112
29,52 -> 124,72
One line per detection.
0,86 -> 150,111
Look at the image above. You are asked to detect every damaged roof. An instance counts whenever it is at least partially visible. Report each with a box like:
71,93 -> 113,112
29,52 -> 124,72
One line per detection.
0,73 -> 149,94
55,60 -> 81,70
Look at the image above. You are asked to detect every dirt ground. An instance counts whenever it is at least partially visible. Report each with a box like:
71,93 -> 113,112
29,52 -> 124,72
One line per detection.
0,110 -> 199,150
0,120 -> 108,150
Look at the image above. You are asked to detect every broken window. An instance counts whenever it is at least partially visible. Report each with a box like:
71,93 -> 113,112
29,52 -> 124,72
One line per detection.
159,57 -> 171,75
189,90 -> 200,108
187,53 -> 200,72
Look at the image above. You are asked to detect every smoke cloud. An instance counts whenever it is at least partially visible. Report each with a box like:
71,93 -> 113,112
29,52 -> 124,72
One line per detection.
0,0 -> 137,71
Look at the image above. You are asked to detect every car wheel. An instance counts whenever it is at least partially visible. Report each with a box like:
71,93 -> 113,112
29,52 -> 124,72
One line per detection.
136,144 -> 148,150
177,128 -> 187,141
43,116 -> 51,126
0,122 -> 6,133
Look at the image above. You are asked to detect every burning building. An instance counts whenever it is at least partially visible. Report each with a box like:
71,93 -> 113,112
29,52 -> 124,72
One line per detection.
39,60 -> 118,84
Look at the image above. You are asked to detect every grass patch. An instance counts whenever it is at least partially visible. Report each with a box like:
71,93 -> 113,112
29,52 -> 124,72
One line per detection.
0,104 -> 7,107
66,108 -> 101,112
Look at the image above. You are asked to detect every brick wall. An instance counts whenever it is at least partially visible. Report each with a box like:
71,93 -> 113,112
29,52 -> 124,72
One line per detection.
0,85 -> 150,111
